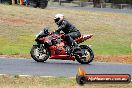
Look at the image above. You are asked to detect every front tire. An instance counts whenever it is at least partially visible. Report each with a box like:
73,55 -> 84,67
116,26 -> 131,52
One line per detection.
30,45 -> 49,62
75,45 -> 94,64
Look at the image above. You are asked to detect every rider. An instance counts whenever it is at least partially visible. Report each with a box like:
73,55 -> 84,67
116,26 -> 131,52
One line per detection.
54,14 -> 81,55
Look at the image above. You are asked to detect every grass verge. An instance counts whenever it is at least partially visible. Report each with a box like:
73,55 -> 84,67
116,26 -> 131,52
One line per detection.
0,4 -> 131,63
0,75 -> 132,88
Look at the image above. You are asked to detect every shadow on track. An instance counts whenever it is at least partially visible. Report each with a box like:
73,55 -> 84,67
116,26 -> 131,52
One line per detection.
30,60 -> 94,66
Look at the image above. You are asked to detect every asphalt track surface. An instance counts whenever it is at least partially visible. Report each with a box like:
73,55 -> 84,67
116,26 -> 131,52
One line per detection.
48,5 -> 132,14
0,58 -> 132,77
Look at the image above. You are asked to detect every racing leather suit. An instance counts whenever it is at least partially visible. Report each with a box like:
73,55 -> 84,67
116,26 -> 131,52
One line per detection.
55,19 -> 81,47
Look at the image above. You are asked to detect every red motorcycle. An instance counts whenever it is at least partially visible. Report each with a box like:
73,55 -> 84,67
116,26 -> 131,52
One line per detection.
30,27 -> 94,64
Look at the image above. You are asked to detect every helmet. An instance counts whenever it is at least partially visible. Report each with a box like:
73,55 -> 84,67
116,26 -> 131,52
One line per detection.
54,14 -> 64,25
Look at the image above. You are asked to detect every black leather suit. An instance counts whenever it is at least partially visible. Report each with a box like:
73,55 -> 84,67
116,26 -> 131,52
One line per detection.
55,19 -> 81,46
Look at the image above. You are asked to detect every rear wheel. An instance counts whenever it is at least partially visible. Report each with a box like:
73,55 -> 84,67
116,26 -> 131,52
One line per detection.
30,45 -> 49,62
75,45 -> 94,64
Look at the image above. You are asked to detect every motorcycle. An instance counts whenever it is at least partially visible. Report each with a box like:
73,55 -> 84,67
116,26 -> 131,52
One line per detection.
30,27 -> 94,64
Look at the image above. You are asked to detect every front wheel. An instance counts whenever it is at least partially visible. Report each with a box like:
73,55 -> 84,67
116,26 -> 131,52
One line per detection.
30,45 -> 50,62
75,45 -> 94,64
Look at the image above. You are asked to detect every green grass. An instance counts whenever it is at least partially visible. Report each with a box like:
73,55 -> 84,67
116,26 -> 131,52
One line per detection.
0,4 -> 132,56
0,75 -> 132,88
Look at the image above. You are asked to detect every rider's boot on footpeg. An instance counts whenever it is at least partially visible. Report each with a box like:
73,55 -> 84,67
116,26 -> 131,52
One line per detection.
68,42 -> 81,57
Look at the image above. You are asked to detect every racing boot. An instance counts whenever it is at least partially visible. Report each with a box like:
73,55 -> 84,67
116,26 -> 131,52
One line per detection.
69,42 -> 81,56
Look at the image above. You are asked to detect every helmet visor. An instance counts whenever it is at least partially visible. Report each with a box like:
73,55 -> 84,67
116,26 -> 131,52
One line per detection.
54,18 -> 60,23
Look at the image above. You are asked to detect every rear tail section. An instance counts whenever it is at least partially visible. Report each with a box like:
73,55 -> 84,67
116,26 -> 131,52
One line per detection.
76,34 -> 93,44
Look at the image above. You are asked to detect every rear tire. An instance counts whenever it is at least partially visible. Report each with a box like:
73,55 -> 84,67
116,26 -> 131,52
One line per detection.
75,45 -> 94,64
30,45 -> 49,62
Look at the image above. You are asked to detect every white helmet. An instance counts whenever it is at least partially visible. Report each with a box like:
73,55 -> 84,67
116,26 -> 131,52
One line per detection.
54,14 -> 64,25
